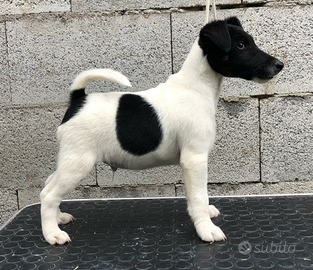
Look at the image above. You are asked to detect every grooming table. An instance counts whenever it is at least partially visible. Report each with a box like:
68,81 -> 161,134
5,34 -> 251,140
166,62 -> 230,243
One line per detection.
1,195 -> 313,270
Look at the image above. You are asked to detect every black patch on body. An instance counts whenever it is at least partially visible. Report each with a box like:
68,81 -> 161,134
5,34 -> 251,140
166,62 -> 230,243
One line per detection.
116,94 -> 163,156
61,89 -> 86,124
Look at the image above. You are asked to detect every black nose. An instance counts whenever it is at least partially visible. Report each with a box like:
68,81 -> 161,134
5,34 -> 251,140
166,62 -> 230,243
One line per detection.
275,60 -> 284,72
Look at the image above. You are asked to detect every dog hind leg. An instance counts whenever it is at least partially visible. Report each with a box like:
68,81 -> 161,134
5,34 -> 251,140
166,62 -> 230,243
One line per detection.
43,172 -> 74,225
44,172 -> 55,186
40,151 -> 97,245
57,208 -> 75,225
208,205 -> 220,218
181,151 -> 226,242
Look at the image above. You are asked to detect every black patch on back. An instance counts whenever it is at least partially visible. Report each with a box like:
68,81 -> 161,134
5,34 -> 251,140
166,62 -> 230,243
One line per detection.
116,94 -> 163,156
61,89 -> 86,124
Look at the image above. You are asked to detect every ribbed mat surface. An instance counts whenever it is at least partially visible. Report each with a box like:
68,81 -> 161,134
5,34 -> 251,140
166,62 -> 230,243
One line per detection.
1,196 -> 313,269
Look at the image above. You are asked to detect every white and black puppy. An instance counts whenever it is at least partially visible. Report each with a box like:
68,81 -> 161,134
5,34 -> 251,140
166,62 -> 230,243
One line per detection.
40,17 -> 283,245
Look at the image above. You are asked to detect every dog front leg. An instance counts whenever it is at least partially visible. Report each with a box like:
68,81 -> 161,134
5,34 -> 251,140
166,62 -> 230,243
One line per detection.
181,152 -> 226,242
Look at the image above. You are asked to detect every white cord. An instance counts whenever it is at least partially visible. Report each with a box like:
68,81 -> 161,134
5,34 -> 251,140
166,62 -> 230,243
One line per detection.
205,0 -> 217,23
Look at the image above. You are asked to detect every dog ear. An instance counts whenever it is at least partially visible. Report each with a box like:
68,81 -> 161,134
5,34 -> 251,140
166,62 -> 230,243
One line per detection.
226,17 -> 243,29
199,20 -> 231,54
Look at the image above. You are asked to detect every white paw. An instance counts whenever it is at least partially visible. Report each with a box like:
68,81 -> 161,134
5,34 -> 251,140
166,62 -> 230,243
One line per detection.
45,230 -> 71,245
196,222 -> 226,243
57,212 -> 74,225
208,205 -> 220,218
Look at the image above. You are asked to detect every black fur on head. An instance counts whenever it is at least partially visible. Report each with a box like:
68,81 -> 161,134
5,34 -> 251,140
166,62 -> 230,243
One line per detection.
198,17 -> 284,82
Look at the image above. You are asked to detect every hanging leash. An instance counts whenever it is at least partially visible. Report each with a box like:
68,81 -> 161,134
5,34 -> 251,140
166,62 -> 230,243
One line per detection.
205,0 -> 217,23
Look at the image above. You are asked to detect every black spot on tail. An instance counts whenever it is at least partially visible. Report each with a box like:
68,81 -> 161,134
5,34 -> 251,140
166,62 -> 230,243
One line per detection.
116,94 -> 163,156
61,89 -> 86,124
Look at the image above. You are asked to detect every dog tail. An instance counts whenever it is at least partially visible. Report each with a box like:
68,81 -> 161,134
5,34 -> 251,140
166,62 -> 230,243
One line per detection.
70,68 -> 132,90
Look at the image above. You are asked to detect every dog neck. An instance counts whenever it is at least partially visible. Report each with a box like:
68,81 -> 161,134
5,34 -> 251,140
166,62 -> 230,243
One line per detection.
168,39 -> 223,107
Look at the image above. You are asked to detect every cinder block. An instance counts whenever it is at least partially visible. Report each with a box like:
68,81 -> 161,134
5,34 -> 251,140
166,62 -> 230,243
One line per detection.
172,5 -> 313,96
261,96 -> 313,182
176,180 -> 313,197
0,0 -> 70,15
218,0 -> 241,4
18,188 -> 41,209
70,185 -> 176,199
72,0 -> 241,13
0,189 -> 18,228
242,0 -> 270,3
7,13 -> 171,105
242,0 -> 309,4
208,181 -> 313,196
0,23 -> 11,106
0,105 -> 96,188
18,185 -> 176,208
97,163 -> 182,187
209,98 -> 260,183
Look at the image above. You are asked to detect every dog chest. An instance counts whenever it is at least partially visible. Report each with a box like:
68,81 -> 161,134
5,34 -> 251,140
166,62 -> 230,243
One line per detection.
116,94 -> 163,156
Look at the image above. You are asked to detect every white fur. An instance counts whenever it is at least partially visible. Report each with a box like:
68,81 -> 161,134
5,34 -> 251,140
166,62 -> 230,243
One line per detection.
40,40 -> 226,245
71,68 -> 132,90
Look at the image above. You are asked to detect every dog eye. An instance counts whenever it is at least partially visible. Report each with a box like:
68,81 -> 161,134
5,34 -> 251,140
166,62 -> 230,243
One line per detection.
236,42 -> 246,49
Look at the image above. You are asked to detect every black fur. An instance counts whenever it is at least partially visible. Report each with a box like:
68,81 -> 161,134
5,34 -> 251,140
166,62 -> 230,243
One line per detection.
116,94 -> 163,156
61,89 -> 87,124
199,17 -> 284,81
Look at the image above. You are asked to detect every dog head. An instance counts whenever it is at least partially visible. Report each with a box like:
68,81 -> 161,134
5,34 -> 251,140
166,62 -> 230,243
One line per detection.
198,17 -> 284,83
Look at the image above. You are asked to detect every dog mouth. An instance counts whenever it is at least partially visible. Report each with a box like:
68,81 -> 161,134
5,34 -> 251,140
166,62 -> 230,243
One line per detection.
252,61 -> 283,83
252,77 -> 272,84
252,71 -> 275,84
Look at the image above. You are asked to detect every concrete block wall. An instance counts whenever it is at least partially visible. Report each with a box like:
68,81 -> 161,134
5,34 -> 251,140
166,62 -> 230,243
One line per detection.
1,0 -> 312,226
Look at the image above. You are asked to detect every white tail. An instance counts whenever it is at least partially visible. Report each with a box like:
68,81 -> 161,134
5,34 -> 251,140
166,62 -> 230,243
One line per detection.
71,69 -> 132,90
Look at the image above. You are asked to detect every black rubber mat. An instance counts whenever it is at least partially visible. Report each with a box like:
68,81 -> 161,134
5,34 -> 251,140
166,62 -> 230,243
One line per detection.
1,195 -> 313,269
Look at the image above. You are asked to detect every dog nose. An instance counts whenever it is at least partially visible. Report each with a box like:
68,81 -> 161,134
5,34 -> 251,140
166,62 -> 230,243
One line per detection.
275,60 -> 284,71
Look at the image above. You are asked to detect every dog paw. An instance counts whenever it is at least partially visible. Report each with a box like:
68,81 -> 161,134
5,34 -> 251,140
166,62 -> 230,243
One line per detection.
208,205 -> 220,218
57,212 -> 74,225
196,222 -> 226,243
45,230 -> 71,245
